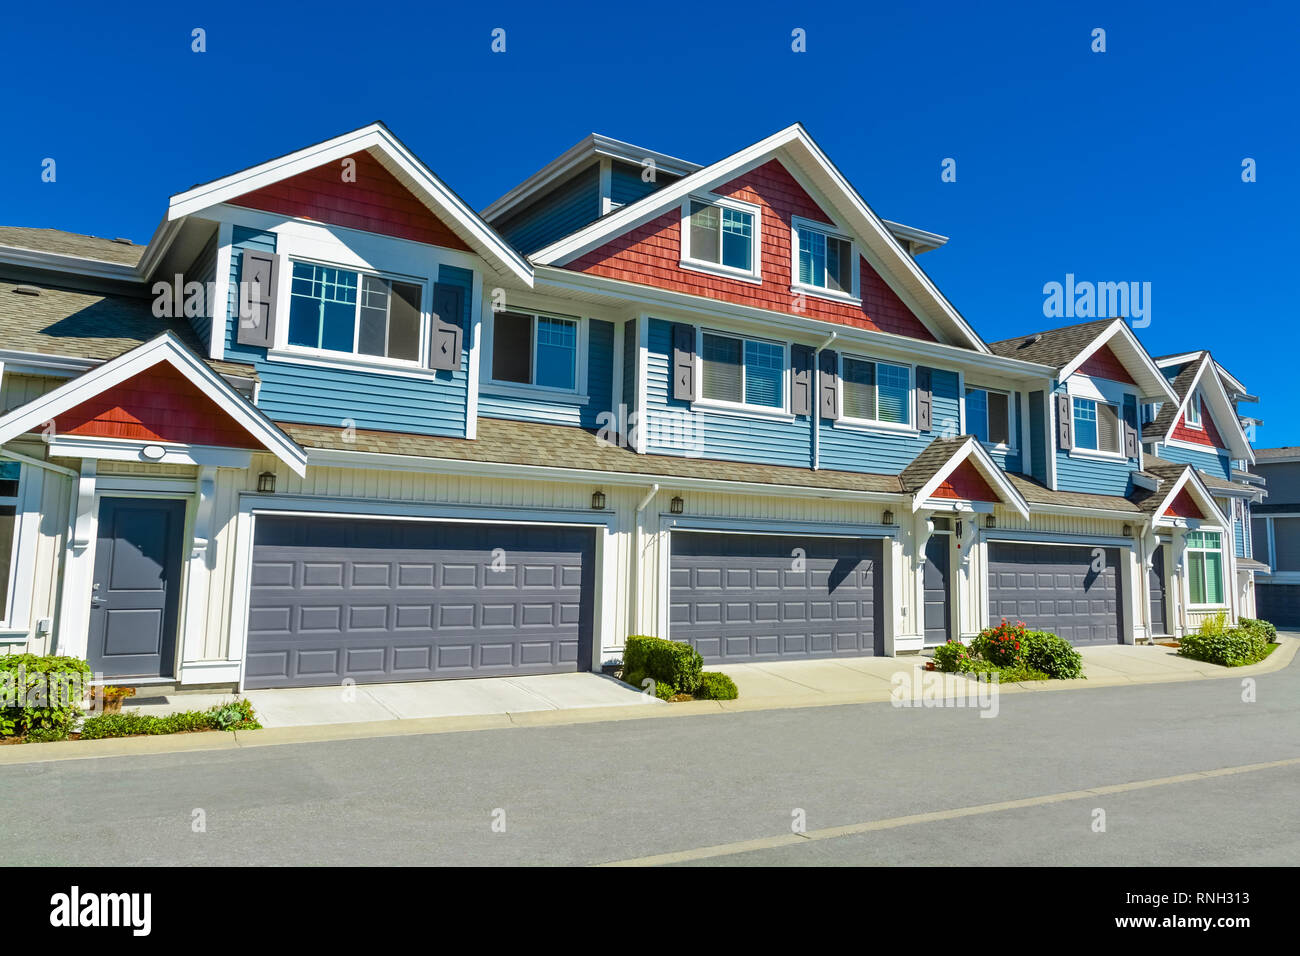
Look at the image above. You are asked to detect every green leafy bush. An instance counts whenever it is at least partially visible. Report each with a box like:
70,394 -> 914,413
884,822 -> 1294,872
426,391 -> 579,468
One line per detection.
994,663 -> 1051,682
695,671 -> 739,700
1239,618 -> 1278,644
1178,626 -> 1270,667
620,669 -> 675,700
1020,630 -> 1084,679
622,636 -> 703,695
0,654 -> 93,739
932,639 -> 976,673
79,698 -> 261,740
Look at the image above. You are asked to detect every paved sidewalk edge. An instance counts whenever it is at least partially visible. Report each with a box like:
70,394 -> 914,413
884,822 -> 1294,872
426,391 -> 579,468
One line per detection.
2,638 -> 1294,766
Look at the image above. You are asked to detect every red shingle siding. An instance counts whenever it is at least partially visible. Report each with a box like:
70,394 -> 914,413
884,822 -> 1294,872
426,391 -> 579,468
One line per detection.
230,151 -> 471,250
931,460 -> 998,502
1171,398 -> 1225,448
565,160 -> 937,341
1077,343 -> 1137,386
1163,487 -> 1204,519
57,365 -> 261,448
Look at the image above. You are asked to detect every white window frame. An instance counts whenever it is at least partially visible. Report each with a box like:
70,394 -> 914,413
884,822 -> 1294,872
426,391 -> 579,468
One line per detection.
482,308 -> 588,400
279,256 -> 432,371
965,386 -> 1015,450
693,328 -> 791,418
1184,391 -> 1203,429
791,216 -> 861,304
679,194 -> 763,283
0,460 -> 33,630
837,353 -> 916,433
1185,529 -> 1227,609
1070,396 -> 1126,460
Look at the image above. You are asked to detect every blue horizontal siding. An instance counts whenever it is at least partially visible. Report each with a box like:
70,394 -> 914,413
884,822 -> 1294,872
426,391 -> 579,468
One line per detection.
611,161 -> 675,205
1055,450 -> 1134,496
1234,517 -> 1245,557
819,367 -> 960,475
494,166 -> 600,254
1157,442 -> 1232,480
478,319 -> 614,429
225,227 -> 468,437
645,319 -> 812,466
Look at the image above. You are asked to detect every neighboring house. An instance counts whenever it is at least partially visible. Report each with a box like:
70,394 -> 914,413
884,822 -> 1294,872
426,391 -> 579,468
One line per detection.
1251,447 -> 1300,626
0,122 -> 1269,692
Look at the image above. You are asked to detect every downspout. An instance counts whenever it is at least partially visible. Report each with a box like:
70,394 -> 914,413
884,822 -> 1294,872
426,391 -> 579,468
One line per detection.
812,331 -> 837,471
629,484 -> 660,645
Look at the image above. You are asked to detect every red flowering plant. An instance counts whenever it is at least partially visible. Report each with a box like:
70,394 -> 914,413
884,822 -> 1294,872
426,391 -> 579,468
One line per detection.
974,619 -> 1028,667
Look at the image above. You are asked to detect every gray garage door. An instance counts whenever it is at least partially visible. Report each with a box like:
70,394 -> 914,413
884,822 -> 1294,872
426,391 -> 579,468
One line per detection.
1256,584 -> 1300,628
987,542 -> 1123,645
670,532 -> 883,663
245,516 -> 595,688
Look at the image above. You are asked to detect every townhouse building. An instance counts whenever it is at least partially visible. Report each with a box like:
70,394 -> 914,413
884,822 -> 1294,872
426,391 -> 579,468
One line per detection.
1251,447 -> 1300,626
0,123 -> 1267,691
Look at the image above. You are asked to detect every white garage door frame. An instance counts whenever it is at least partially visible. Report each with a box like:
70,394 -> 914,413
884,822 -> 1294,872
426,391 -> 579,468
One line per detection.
220,493 -> 619,691
659,514 -> 900,655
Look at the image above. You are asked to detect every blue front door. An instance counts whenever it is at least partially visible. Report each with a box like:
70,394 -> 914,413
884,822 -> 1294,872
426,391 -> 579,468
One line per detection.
87,498 -> 186,678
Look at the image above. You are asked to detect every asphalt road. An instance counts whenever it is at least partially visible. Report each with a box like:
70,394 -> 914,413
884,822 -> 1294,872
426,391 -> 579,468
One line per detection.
3,658 -> 1298,866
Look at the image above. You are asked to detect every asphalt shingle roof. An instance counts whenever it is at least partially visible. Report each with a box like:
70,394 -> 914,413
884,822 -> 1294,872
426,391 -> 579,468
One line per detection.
987,319 -> 1114,369
0,227 -> 145,266
1004,472 -> 1142,513
0,279 -> 255,380
1255,447 -> 1300,460
898,436 -> 971,493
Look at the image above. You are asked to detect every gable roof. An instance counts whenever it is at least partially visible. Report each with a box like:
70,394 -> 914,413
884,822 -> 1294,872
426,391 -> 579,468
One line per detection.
0,333 -> 305,475
162,122 -> 532,285
900,435 -> 1030,517
1142,351 -> 1253,463
530,124 -> 988,352
1129,460 -> 1229,526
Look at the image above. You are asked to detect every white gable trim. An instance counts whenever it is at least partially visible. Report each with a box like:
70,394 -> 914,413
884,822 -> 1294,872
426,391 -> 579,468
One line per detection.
165,123 -> 532,286
911,437 -> 1031,518
1057,319 -> 1178,403
531,124 -> 988,353
0,333 -> 307,476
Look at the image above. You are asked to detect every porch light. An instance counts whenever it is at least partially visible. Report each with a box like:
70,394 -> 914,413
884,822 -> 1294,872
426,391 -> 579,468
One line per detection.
257,471 -> 276,493
591,490 -> 607,510
1123,524 -> 1132,536
955,520 -> 963,537
670,495 -> 685,515
985,514 -> 995,529
882,509 -> 894,525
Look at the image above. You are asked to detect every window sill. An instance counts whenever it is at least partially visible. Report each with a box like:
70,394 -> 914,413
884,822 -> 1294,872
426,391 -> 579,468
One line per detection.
1186,603 -> 1229,611
482,381 -> 588,405
691,399 -> 794,423
268,348 -> 446,380
1067,447 -> 1129,463
981,441 -> 1018,455
833,418 -> 919,437
790,284 -> 861,307
680,259 -> 762,285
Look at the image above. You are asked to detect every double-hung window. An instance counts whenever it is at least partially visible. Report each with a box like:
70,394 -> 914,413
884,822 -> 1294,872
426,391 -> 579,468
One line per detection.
682,198 -> 757,277
841,357 -> 911,426
287,262 -> 423,363
699,332 -> 784,410
1186,530 -> 1224,605
1185,392 -> 1202,427
795,221 -> 854,296
1072,398 -> 1121,454
966,387 -> 1011,445
0,461 -> 19,623
491,311 -> 579,391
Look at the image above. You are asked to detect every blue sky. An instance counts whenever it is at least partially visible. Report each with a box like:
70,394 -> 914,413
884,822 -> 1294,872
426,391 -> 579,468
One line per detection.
5,1 -> 1296,443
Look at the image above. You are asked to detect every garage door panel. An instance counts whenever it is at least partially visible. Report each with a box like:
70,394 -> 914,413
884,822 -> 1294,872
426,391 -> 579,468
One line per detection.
245,517 -> 595,688
671,532 -> 883,663
987,542 -> 1122,645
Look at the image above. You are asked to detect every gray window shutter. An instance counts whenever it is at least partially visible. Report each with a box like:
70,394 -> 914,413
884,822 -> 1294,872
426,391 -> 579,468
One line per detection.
429,282 -> 465,370
916,367 -> 933,432
1056,393 -> 1073,450
236,250 -> 277,348
672,323 -> 696,402
790,345 -> 813,416
1124,422 -> 1139,458
818,349 -> 840,420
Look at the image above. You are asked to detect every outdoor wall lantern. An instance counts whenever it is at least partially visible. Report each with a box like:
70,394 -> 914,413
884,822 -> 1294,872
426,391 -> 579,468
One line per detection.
882,509 -> 894,525
1123,524 -> 1133,537
955,520 -> 963,537
670,495 -> 685,515
985,514 -> 996,529
591,490 -> 607,510
257,471 -> 276,493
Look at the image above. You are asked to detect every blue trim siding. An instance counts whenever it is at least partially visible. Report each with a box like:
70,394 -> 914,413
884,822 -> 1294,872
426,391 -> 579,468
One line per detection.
645,319 -> 812,466
1157,442 -> 1232,480
493,166 -> 600,255
478,319 -> 615,429
1029,391 -> 1047,482
226,228 -> 470,438
820,367 -> 961,475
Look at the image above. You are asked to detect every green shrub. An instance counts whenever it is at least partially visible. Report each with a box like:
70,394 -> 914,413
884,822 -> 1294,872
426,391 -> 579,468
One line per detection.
619,668 -> 674,699
1239,618 -> 1278,643
622,636 -> 703,695
24,725 -> 70,743
78,698 -> 261,740
932,639 -> 976,673
1178,627 -> 1270,667
973,620 -> 1027,666
1020,631 -> 1084,679
994,663 -> 1051,682
695,671 -> 739,700
0,654 -> 93,739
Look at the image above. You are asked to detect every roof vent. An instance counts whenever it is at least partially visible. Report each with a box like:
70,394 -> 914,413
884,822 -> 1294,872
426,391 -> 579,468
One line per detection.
12,285 -> 41,296
1027,333 -> 1043,345
111,237 -> 134,245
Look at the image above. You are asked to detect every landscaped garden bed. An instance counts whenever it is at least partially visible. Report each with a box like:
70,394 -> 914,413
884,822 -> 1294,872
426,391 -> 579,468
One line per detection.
1177,614 -> 1279,667
930,620 -> 1085,681
618,635 -> 738,701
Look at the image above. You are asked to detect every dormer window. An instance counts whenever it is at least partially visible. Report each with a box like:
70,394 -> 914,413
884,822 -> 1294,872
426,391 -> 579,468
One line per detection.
1185,393 -> 1202,427
793,217 -> 859,301
680,196 -> 760,280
